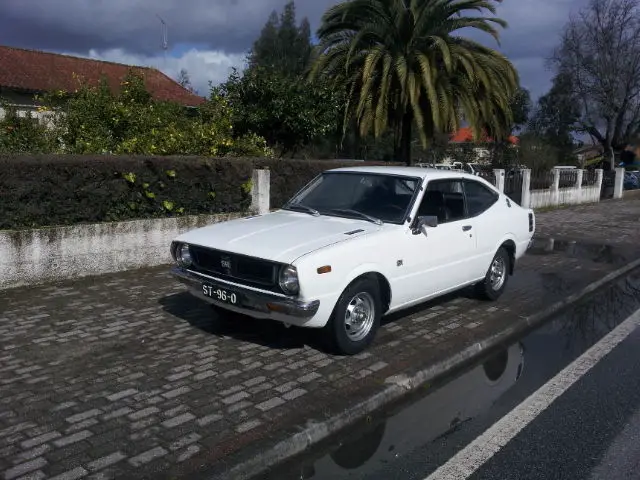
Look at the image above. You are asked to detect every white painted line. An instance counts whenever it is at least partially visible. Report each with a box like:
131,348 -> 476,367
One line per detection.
426,307 -> 640,480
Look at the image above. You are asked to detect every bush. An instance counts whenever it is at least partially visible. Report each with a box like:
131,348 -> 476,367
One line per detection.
0,104 -> 56,154
1,70 -> 273,158
252,158 -> 387,207
0,155 -> 254,230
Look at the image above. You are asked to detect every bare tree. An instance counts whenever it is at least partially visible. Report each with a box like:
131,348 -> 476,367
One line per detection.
177,68 -> 197,94
552,0 -> 640,168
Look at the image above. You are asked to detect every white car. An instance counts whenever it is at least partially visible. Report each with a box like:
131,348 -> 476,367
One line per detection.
170,166 -> 535,355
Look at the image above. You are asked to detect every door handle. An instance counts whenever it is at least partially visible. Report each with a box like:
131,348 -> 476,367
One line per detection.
462,225 -> 472,231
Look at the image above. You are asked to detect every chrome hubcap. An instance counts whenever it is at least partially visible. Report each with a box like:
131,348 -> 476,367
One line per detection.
490,256 -> 506,290
344,292 -> 375,342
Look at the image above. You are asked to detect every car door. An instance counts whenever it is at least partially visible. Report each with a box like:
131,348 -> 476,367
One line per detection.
394,178 -> 478,307
462,178 -> 503,276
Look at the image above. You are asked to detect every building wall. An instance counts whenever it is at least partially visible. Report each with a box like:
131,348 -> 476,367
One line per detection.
0,88 -> 54,126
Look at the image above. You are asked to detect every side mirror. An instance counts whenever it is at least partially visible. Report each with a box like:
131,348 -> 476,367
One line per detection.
412,215 -> 438,235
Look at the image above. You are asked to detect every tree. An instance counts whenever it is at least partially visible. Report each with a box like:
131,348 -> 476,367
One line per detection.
528,72 -> 580,163
518,132 -> 565,172
214,67 -> 340,157
248,1 -> 312,76
551,0 -> 640,168
510,87 -> 532,132
311,0 -> 519,165
177,68 -> 197,94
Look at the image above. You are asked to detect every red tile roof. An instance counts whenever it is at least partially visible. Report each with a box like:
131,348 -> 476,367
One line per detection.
450,127 -> 519,145
0,45 -> 205,106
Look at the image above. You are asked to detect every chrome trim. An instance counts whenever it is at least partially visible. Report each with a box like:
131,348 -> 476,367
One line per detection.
186,267 -> 289,298
170,266 -> 320,319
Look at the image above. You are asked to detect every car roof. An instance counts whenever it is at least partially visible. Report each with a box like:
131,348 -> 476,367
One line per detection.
327,165 -> 482,181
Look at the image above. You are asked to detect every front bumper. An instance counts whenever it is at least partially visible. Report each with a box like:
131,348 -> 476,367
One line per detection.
170,266 -> 320,322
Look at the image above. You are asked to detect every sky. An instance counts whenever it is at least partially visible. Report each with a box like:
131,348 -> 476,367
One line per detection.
0,0 -> 589,100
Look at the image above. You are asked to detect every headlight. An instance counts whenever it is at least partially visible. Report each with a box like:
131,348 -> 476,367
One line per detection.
279,265 -> 299,294
177,243 -> 193,267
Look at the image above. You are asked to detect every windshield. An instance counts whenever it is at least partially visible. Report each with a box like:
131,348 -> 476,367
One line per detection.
285,172 -> 421,224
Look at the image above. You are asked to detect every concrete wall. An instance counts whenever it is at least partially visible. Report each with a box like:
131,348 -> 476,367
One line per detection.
529,184 -> 602,209
505,168 -> 610,209
0,213 -> 242,290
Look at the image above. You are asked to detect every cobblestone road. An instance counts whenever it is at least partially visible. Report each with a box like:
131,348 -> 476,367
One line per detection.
1,199 -> 639,480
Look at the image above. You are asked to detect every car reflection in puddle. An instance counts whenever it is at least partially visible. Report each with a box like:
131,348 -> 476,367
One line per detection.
292,343 -> 524,479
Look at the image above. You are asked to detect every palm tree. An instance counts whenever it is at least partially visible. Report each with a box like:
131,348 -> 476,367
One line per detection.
310,0 -> 519,165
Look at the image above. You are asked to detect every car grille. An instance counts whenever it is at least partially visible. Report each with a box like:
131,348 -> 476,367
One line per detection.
188,245 -> 281,292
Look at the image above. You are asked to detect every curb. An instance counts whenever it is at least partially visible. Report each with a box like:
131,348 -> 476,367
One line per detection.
214,257 -> 640,480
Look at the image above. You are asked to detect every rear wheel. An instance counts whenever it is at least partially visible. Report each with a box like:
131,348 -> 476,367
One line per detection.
324,277 -> 381,355
475,247 -> 510,301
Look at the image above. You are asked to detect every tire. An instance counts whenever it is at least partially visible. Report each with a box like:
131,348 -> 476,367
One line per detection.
323,277 -> 381,355
475,247 -> 510,301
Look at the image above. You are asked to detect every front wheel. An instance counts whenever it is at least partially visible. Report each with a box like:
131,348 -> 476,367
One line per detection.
475,247 -> 510,301
324,277 -> 381,355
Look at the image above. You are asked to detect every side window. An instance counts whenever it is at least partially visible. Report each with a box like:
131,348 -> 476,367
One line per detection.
417,179 -> 465,224
464,180 -> 499,216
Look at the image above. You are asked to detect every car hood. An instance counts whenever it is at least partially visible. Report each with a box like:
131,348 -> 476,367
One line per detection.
174,210 -> 382,263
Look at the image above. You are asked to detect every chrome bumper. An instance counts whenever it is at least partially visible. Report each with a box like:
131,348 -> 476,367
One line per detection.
170,266 -> 320,319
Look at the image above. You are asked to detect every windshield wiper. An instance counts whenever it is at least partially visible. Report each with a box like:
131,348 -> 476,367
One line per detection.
284,203 -> 320,216
330,209 -> 383,226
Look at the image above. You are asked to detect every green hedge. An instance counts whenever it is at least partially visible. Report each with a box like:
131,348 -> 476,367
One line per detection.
0,155 -> 389,230
0,155 -> 254,230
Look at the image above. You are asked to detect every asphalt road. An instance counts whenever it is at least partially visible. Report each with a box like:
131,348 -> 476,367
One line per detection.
464,324 -> 640,480
260,274 -> 640,480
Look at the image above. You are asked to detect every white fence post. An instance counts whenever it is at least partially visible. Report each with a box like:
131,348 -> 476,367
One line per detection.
613,167 -> 625,199
250,168 -> 270,215
493,169 -> 505,193
575,169 -> 584,204
550,169 -> 560,206
596,169 -> 604,190
521,169 -> 531,208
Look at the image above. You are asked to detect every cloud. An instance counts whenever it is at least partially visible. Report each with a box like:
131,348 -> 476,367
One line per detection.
74,47 -> 247,96
0,0 -> 590,100
0,0 -> 294,55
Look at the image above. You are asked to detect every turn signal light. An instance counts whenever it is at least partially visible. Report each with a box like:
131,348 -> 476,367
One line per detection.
317,265 -> 332,274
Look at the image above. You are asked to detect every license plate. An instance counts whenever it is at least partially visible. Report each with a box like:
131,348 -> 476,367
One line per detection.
202,284 -> 239,305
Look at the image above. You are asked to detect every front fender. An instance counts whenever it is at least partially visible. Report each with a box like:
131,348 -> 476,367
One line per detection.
340,263 -> 391,293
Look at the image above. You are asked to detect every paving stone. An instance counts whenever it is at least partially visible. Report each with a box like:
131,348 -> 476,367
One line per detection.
196,414 -> 222,427
128,447 -> 168,467
221,391 -> 250,405
282,388 -> 307,401
87,452 -> 126,471
53,431 -> 93,448
105,390 -> 138,402
256,397 -> 285,412
49,466 -> 88,480
161,413 -> 195,429
3,457 -> 47,479
65,410 -> 101,424
20,432 -> 61,450
128,407 -> 160,421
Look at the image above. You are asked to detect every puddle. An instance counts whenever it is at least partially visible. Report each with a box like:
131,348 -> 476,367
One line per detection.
256,271 -> 640,480
526,237 -> 632,266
